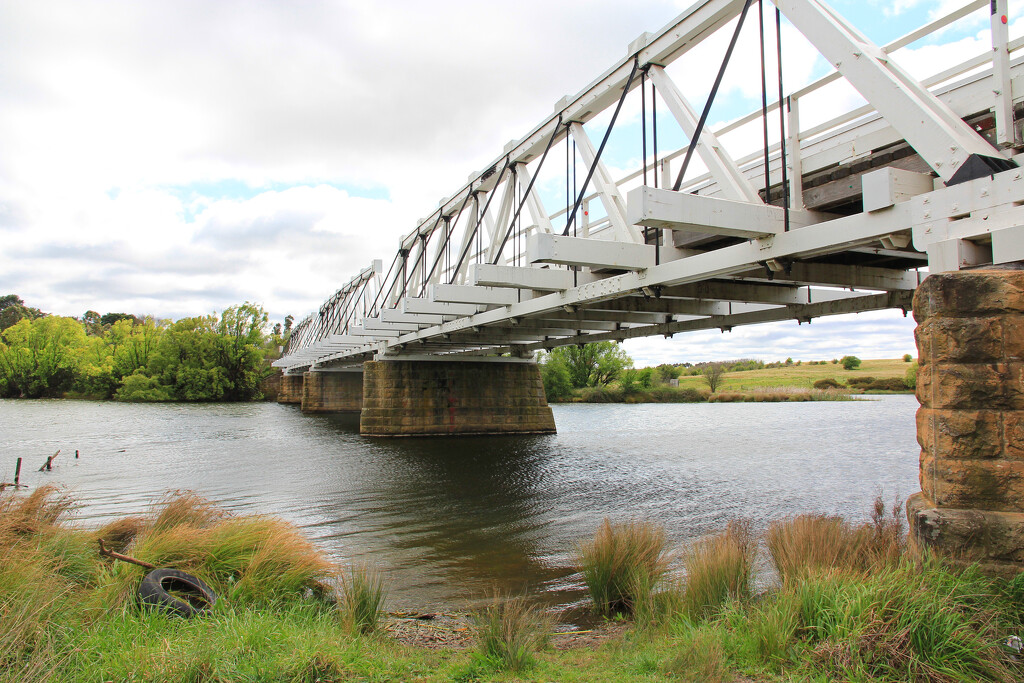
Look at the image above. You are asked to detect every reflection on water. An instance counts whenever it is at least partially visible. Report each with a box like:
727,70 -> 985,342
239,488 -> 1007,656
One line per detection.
0,396 -> 919,611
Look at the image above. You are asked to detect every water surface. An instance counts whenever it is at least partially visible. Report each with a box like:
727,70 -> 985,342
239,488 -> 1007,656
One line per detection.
0,397 -> 920,611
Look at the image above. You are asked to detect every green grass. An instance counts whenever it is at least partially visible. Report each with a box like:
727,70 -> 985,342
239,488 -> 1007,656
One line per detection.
575,519 -> 670,617
2,488 -> 1022,682
675,357 -> 914,392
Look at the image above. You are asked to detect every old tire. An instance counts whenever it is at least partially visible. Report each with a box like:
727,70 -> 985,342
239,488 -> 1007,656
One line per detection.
138,568 -> 217,617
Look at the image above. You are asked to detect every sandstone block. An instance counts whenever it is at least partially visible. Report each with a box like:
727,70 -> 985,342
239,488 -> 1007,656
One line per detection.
913,269 -> 1024,323
916,408 -> 1003,459
907,492 -> 1024,576
921,455 -> 1024,512
916,362 -> 1024,410
914,317 -> 1005,364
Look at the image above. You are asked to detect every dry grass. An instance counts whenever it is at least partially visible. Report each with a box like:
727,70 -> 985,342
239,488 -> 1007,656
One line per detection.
681,520 -> 756,619
767,496 -> 905,582
0,485 -> 75,545
576,519 -> 670,616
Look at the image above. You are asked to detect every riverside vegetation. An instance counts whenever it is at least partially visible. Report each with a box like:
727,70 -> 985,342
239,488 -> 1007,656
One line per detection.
3,486 -> 1022,682
0,295 -> 289,402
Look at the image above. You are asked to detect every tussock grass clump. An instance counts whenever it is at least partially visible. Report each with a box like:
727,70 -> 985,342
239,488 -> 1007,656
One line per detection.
663,629 -> 732,682
768,496 -> 905,581
790,562 -> 1015,681
150,490 -> 225,532
473,593 -> 550,672
0,485 -> 74,544
681,520 -> 755,620
576,519 -> 669,616
339,566 -> 388,634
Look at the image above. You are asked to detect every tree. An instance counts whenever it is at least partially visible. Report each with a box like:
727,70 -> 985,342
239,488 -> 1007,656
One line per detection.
283,315 -> 294,336
841,355 -> 862,370
0,294 -> 44,331
700,362 -> 727,393
546,342 -> 632,388
538,352 -> 573,401
0,317 -> 86,397
903,353 -> 913,362
100,312 -> 138,326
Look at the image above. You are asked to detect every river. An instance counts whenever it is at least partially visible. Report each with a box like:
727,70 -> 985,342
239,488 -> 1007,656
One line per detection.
0,396 -> 919,613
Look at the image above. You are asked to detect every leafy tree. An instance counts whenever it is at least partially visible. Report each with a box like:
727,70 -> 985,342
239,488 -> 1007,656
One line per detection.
0,317 -> 86,397
100,312 -> 138,326
841,355 -> 862,370
654,364 -> 681,383
905,361 -> 919,390
903,353 -> 913,363
216,302 -> 269,401
114,372 -> 173,402
546,342 -> 631,388
272,322 -> 282,336
0,295 -> 45,331
538,352 -> 573,401
700,362 -> 727,393
283,315 -> 294,336
82,310 -> 103,336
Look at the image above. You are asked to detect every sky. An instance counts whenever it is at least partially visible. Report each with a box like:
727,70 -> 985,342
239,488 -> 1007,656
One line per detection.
1,0 -> 1019,365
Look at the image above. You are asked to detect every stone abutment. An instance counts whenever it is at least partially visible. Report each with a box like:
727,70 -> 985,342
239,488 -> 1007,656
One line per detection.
907,266 -> 1024,576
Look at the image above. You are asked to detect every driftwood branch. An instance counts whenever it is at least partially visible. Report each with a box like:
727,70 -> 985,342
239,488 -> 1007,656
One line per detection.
39,450 -> 60,472
98,539 -> 156,570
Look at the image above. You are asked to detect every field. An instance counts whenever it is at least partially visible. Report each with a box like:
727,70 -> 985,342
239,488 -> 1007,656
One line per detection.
674,358 -> 915,392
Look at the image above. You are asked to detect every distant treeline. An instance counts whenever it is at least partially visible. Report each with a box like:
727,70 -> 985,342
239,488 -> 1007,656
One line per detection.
0,295 -> 290,402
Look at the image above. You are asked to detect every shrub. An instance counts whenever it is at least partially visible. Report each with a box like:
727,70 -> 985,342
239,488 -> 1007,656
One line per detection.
845,376 -> 876,388
812,378 -> 842,390
863,378 -> 909,392
840,355 -> 862,370
473,593 -> 550,672
905,361 -> 918,389
903,353 -> 913,362
114,372 -> 173,402
831,358 -> 839,364
576,519 -> 669,616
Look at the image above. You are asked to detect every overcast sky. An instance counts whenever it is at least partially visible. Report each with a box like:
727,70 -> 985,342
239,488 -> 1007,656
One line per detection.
1,0 -> 1019,364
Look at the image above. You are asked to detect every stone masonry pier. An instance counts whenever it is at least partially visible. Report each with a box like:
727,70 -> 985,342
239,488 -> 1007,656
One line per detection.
907,267 -> 1024,576
360,359 -> 556,437
301,370 -> 363,414
277,373 -> 304,404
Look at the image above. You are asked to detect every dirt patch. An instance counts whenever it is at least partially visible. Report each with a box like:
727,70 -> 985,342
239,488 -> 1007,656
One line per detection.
383,611 -> 630,651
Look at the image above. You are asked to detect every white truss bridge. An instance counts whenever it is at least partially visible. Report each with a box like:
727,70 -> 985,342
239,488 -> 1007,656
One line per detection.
276,0 -> 1024,374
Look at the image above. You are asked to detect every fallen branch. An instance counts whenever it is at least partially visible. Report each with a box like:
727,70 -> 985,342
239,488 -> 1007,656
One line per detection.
98,539 -> 156,570
38,450 -> 60,472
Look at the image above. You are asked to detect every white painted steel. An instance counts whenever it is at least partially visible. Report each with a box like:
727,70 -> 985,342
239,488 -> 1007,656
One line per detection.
276,1 -> 1024,373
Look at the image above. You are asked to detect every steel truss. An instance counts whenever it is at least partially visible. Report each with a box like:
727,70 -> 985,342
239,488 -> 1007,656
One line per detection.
276,0 -> 1024,374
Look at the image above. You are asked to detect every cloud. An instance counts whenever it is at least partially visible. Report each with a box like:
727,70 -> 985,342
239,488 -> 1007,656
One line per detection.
0,0 -> 988,359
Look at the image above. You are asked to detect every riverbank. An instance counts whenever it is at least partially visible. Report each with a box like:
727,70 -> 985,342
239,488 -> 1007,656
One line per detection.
3,487 -> 1021,682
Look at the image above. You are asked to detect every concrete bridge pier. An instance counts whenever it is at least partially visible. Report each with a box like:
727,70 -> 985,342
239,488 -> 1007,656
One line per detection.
277,373 -> 304,404
359,357 -> 556,436
301,369 -> 363,414
907,266 -> 1024,576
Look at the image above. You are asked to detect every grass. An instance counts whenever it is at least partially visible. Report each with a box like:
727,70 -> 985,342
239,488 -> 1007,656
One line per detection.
471,592 -> 551,673
339,565 -> 388,634
675,357 -> 914,393
575,519 -> 670,617
1,487 -> 1021,682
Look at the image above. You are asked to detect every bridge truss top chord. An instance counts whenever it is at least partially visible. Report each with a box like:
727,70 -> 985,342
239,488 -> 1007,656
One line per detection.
276,0 -> 1024,374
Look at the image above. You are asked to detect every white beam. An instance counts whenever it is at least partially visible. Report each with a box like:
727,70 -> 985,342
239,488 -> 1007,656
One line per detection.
402,297 -> 481,317
527,233 -> 656,270
469,263 -> 574,291
429,283 -> 521,306
628,186 -> 828,237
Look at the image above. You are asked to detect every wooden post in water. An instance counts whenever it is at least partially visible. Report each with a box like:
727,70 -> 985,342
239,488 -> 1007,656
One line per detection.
14,457 -> 21,487
39,449 -> 60,472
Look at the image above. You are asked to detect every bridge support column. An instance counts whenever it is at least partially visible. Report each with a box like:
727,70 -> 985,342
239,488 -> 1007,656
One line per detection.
277,373 -> 304,404
907,266 -> 1024,576
359,359 -> 556,436
301,370 -> 363,414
